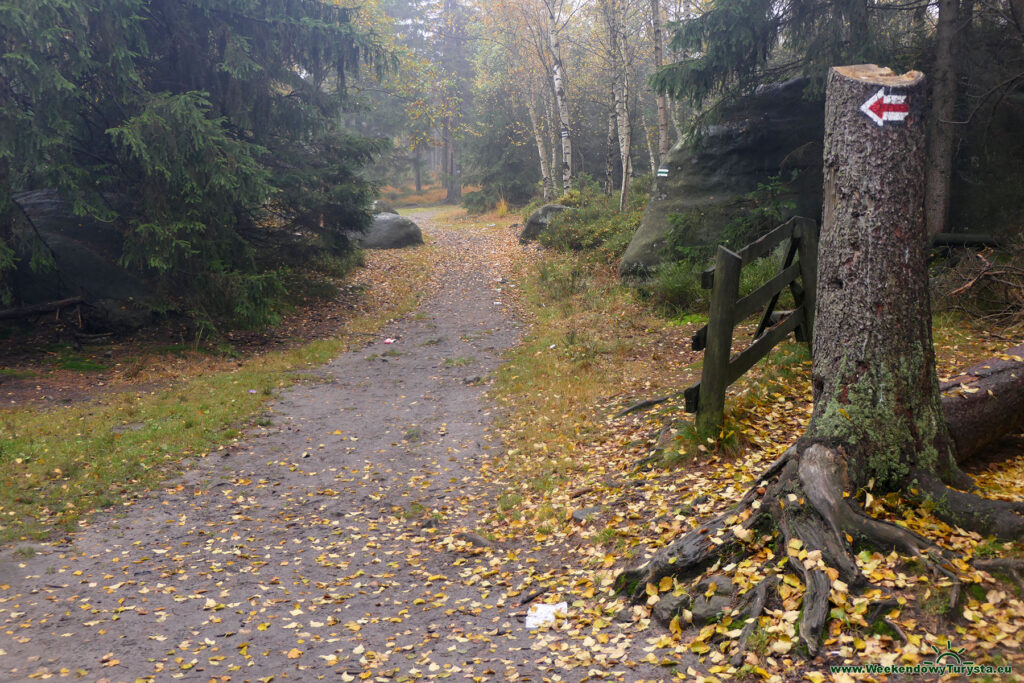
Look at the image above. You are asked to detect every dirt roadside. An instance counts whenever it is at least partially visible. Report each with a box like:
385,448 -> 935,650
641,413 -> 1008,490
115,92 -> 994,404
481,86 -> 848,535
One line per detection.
0,211 -> 675,682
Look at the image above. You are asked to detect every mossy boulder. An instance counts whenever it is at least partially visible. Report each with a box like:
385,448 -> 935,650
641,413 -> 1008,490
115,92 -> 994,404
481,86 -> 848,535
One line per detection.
519,204 -> 572,244
360,213 -> 423,250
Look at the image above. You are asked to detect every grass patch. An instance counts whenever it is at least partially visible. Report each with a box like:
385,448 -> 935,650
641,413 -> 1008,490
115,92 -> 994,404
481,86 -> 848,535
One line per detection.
0,244 -> 434,544
0,368 -> 36,380
442,356 -> 474,367
55,352 -> 109,372
488,242 -> 694,526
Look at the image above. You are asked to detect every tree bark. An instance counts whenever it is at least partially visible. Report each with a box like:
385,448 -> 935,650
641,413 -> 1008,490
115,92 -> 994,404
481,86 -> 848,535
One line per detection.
641,106 -> 658,175
546,96 -> 561,194
545,0 -> 573,191
941,343 -> 1024,462
527,89 -> 554,201
812,64 -> 961,488
602,0 -> 632,211
440,0 -> 465,204
925,0 -> 961,237
604,107 -> 617,196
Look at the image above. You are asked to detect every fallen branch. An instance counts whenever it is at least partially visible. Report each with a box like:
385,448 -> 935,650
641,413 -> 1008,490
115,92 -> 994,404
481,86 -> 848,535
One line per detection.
614,394 -> 677,418
0,297 -> 84,321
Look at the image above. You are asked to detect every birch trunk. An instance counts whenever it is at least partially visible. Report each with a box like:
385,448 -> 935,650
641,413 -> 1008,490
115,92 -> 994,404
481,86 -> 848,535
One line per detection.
604,108 -> 617,196
546,96 -> 560,192
527,90 -> 554,200
603,0 -> 632,211
545,1 -> 573,191
641,106 -> 658,175
651,0 -> 670,163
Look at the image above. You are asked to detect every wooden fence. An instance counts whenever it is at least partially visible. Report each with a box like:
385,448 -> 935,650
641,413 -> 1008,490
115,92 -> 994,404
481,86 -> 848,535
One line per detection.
684,216 -> 818,433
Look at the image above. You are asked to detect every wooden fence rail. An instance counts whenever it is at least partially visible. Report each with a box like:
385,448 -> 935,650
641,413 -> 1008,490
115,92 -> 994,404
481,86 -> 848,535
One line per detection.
684,216 -> 818,434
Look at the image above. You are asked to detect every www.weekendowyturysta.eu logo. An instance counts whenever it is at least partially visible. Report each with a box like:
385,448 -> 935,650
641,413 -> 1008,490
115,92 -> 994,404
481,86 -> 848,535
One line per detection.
830,643 -> 1013,676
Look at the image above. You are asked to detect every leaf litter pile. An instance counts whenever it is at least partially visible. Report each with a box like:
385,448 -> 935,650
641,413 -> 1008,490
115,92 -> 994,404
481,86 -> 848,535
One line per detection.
1,209 -> 1023,681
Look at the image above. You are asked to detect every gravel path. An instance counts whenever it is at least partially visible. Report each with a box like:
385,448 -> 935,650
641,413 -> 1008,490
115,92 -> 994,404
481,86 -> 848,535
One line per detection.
0,213 -> 669,682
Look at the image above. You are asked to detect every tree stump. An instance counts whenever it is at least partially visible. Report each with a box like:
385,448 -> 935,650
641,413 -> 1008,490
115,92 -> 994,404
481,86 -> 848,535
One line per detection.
811,64 -> 962,487
617,65 -> 1024,657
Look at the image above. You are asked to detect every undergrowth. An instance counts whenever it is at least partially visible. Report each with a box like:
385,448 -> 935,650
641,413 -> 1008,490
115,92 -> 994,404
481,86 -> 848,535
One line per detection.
526,174 -> 650,261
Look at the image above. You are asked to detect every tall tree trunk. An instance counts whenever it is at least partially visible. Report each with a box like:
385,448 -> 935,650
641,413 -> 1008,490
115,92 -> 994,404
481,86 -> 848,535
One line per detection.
413,150 -> 423,193
527,89 -> 554,200
670,101 -> 683,141
603,0 -> 632,211
545,0 -> 573,191
650,0 -> 671,163
812,65 -> 959,488
604,108 -> 617,196
0,158 -> 13,304
440,0 -> 465,204
925,0 -> 961,237
441,120 -> 452,194
546,96 -> 560,193
640,106 -> 658,175
617,65 -> 1024,660
445,131 -> 461,203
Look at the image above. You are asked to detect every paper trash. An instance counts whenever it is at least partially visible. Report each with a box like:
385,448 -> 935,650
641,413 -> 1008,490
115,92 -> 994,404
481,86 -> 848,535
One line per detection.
524,601 -> 567,629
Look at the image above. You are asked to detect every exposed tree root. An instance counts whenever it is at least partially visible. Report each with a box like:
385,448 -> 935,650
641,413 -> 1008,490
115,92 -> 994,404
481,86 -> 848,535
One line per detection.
615,441 -> 1015,657
614,394 -> 675,418
910,470 -> 1024,539
729,575 -> 779,666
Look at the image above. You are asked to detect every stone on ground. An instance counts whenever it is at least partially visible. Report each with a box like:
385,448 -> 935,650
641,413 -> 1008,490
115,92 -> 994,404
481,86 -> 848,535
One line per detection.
361,213 -> 424,249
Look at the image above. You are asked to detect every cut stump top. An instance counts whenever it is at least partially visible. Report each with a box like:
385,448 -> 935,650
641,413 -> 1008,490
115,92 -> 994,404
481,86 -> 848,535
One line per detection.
832,64 -> 923,86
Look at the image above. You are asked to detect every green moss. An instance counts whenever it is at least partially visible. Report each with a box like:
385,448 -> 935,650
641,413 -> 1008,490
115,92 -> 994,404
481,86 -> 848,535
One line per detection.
810,351 -> 950,488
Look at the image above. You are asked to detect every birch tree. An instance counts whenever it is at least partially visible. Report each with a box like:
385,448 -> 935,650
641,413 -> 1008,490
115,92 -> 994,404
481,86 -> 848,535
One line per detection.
544,0 -> 574,191
601,0 -> 633,210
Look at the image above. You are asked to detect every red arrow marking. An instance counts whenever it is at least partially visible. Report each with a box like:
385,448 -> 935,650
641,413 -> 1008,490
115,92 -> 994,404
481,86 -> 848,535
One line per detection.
860,88 -> 911,126
868,97 -> 909,119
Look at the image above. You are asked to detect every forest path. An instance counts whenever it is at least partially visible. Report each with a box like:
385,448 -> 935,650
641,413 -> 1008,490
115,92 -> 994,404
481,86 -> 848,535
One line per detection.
0,211 -> 668,682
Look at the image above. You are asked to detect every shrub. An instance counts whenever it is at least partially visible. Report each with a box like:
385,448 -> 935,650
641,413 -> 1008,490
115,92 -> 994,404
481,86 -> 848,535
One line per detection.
641,260 -> 709,315
538,204 -> 639,256
463,189 -> 500,214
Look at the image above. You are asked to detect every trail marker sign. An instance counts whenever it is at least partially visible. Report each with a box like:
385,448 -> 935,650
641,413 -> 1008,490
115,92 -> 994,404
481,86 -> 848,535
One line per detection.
860,87 -> 909,126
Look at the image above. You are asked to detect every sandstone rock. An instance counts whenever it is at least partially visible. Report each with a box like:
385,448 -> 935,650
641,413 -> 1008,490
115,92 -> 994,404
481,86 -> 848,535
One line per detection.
372,199 -> 397,214
571,506 -> 602,524
620,78 -> 824,277
9,190 -> 155,331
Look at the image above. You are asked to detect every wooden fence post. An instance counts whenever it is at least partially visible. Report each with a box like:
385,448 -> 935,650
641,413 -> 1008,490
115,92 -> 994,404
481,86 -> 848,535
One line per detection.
697,246 -> 742,435
795,217 -> 818,350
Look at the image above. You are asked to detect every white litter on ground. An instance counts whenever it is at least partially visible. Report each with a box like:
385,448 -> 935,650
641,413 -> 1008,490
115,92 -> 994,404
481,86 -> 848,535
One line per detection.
524,602 -> 567,629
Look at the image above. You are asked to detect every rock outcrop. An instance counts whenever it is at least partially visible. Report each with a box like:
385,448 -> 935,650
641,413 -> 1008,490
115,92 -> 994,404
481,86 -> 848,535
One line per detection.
620,78 -> 824,277
518,204 -> 571,244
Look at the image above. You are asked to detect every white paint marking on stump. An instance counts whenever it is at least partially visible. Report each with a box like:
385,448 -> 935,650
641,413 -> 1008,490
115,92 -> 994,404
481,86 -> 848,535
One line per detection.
860,87 -> 910,127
